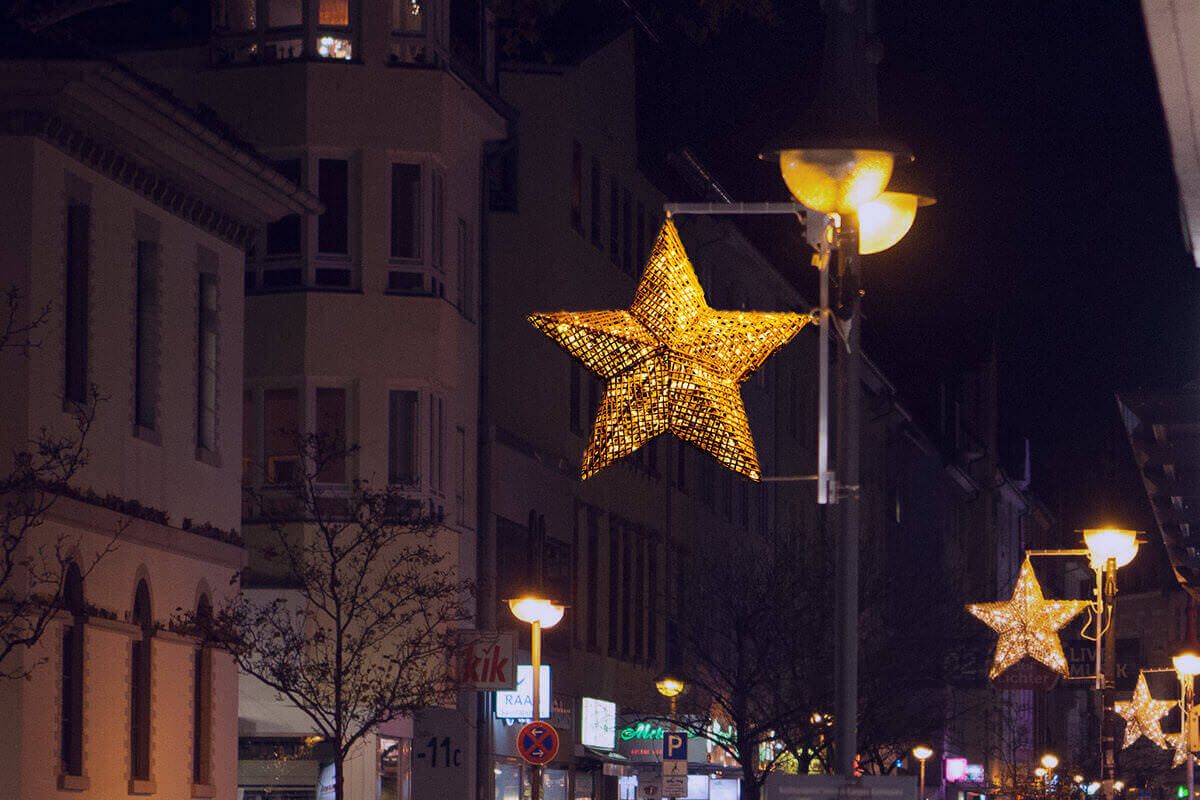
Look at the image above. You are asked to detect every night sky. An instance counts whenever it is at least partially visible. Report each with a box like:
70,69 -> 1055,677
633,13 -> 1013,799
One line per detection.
639,0 -> 1200,557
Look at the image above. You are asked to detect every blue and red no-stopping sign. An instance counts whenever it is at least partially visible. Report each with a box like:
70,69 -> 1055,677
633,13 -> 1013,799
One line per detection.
517,721 -> 560,765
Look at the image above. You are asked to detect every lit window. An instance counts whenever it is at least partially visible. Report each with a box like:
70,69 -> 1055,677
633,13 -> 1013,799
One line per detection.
317,36 -> 353,60
319,0 -> 349,26
393,0 -> 424,33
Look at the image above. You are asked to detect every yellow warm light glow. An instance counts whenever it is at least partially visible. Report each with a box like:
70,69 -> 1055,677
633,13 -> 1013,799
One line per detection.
1114,782 -> 1126,792
1114,672 -> 1175,749
912,746 -> 933,761
967,558 -> 1089,679
1035,768 -> 1046,778
1084,528 -> 1139,569
507,597 -> 565,628
1074,775 -> 1084,784
529,220 -> 811,481
1174,652 -> 1200,677
778,148 -> 895,214
656,676 -> 685,698
857,192 -> 920,255
1041,754 -> 1059,770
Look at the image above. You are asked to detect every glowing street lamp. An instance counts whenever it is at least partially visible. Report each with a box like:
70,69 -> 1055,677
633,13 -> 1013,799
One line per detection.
912,746 -> 934,799
1042,754 -> 1060,771
1174,650 -> 1200,800
1084,529 -> 1140,570
507,596 -> 564,800
656,673 -> 686,730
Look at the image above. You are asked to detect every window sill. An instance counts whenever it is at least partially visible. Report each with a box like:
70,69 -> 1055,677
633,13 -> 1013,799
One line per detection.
195,447 -> 222,469
133,425 -> 161,446
58,774 -> 90,792
129,778 -> 157,795
191,783 -> 215,799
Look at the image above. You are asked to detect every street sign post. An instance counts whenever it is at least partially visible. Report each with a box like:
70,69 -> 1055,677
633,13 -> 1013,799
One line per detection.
662,731 -> 688,798
517,720 -> 560,766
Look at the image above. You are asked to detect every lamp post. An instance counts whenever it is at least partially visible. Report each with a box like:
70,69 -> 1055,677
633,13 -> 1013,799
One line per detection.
656,673 -> 686,730
1174,651 -> 1200,800
507,596 -> 565,800
912,746 -> 933,800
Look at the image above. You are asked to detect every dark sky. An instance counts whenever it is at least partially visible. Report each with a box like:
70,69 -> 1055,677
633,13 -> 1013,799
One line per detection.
640,0 -> 1200,550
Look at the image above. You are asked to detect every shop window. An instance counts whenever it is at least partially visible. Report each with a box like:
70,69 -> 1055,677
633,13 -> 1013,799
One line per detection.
64,203 -> 90,405
60,563 -> 85,778
264,388 -> 300,484
130,580 -> 152,783
494,761 -> 522,800
379,736 -> 412,800
388,390 -> 419,486
315,387 -> 348,484
196,272 -> 220,455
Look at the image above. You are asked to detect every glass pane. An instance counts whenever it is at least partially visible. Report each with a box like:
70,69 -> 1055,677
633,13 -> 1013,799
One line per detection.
378,736 -> 412,800
243,389 -> 255,483
217,0 -> 256,31
573,770 -> 593,800
388,391 -> 418,485
393,0 -> 425,33
318,158 -> 350,254
318,35 -> 353,60
267,159 -> 302,256
543,769 -> 567,800
390,164 -> 422,259
315,388 -> 347,483
264,388 -> 299,483
495,762 -> 522,800
268,0 -> 302,27
319,0 -> 349,25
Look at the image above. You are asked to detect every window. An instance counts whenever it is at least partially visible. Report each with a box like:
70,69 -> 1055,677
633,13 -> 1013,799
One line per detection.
634,533 -> 645,660
197,273 -> 219,454
430,395 -> 444,493
455,426 -> 466,526
431,171 -> 444,271
388,390 -> 419,486
621,527 -> 634,658
456,218 -> 473,318
215,0 -> 256,31
264,388 -> 300,484
60,563 -> 85,778
268,0 -> 301,26
130,580 -> 152,783
392,0 -> 424,32
590,158 -> 601,247
379,737 -> 413,800
315,387 -> 347,483
608,180 -> 619,264
192,596 -> 213,787
266,159 -> 302,258
570,140 -> 583,234
65,204 -> 89,404
319,0 -> 348,25
134,241 -> 159,432
569,363 -> 582,435
586,510 -> 599,651
390,164 -> 422,260
242,389 -> 256,483
622,189 -> 633,275
318,158 -> 350,255
647,540 -> 658,662
607,522 -> 620,656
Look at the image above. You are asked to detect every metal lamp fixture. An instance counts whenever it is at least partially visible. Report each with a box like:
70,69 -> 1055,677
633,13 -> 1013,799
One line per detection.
776,147 -> 898,215
1084,528 -> 1140,570
655,674 -> 685,699
507,596 -> 565,629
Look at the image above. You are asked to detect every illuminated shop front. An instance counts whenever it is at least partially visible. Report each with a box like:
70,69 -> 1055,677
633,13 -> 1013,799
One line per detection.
611,716 -> 742,799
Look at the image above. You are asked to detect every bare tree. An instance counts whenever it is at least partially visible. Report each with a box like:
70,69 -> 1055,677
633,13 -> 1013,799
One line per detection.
663,526 -> 835,800
181,434 -> 472,800
0,286 -> 117,678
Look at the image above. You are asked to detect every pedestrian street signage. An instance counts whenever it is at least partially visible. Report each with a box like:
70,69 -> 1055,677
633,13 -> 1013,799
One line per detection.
662,731 -> 688,798
517,720 -> 560,765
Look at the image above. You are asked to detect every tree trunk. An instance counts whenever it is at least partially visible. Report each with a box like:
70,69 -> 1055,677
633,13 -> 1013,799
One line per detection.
742,778 -> 762,800
334,752 -> 345,800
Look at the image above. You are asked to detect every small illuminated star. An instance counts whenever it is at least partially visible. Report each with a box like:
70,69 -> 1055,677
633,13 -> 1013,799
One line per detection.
529,219 -> 810,480
1168,730 -> 1192,766
967,558 -> 1089,679
1115,672 -> 1175,749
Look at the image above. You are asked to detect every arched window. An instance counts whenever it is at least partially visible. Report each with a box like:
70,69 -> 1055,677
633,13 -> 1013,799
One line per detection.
60,563 -> 85,777
130,580 -> 152,782
192,594 -> 213,787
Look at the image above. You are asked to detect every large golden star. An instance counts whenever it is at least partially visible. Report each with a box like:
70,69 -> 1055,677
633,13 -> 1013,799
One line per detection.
1115,672 -> 1175,749
967,558 -> 1089,679
529,219 -> 810,480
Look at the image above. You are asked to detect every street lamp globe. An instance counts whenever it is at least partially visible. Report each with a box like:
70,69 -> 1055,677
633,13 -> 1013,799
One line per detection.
655,674 -> 685,699
912,746 -> 934,761
857,191 -> 936,254
1041,754 -> 1059,771
1175,652 -> 1200,677
1083,528 -> 1139,569
507,596 -> 565,628
1074,775 -> 1085,784
776,148 -> 896,215
1035,768 -> 1047,778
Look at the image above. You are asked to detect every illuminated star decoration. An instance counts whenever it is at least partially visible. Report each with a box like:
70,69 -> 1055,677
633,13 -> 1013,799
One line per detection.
1168,730 -> 1193,767
528,219 -> 810,480
967,558 -> 1090,679
1114,672 -> 1175,749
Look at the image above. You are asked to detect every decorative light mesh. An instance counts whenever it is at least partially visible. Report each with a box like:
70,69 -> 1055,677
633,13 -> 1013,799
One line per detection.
1114,672 -> 1175,749
967,558 -> 1089,679
1168,730 -> 1193,767
529,219 -> 810,481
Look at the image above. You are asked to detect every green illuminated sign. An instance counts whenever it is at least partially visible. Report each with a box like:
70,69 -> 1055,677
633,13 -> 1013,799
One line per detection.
619,722 -> 665,741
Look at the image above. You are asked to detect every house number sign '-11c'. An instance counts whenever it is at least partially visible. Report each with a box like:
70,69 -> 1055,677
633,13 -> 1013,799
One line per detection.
415,736 -> 462,767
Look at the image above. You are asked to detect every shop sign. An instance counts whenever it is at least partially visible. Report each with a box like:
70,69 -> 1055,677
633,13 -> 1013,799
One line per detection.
495,665 -> 551,719
581,697 -> 618,749
945,758 -> 968,782
452,630 -> 516,691
965,764 -> 985,784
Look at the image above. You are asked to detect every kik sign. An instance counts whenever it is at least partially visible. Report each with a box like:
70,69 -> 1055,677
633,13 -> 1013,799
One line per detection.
453,630 -> 516,691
